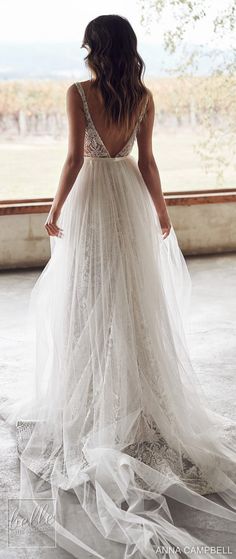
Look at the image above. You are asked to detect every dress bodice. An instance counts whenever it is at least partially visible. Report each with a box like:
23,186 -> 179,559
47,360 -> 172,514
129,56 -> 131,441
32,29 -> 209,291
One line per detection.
75,82 -> 148,159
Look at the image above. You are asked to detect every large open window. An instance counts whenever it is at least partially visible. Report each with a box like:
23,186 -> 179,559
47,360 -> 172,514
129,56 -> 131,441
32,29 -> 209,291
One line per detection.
0,1 -> 235,201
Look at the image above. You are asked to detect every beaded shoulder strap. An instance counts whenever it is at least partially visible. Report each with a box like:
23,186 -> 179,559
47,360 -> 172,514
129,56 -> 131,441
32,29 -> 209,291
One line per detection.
75,82 -> 91,122
138,94 -> 149,126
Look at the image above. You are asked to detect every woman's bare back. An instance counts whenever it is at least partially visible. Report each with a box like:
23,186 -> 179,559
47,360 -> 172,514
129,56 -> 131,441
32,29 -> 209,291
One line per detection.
77,80 -> 148,158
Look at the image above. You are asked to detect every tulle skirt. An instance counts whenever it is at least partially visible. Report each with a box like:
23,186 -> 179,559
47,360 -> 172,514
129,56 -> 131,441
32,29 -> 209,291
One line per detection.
2,155 -> 236,558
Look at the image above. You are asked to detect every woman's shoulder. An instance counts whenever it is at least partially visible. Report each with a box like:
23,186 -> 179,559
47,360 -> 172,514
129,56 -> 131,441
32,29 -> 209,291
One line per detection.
65,82 -> 87,112
140,87 -> 153,115
67,80 -> 90,93
144,87 -> 154,113
75,80 -> 91,88
144,87 -> 153,103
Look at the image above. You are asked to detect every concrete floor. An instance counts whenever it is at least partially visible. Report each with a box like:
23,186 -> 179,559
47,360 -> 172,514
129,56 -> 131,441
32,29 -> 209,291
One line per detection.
0,253 -> 236,558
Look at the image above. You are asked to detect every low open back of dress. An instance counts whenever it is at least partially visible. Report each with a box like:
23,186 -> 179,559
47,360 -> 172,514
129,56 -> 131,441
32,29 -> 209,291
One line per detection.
75,81 -> 149,159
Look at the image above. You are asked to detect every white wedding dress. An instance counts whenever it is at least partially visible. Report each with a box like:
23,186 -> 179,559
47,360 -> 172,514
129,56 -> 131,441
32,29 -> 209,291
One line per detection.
1,81 -> 236,558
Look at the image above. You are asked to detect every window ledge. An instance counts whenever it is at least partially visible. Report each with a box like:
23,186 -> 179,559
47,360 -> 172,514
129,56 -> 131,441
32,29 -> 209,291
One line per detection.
0,189 -> 236,215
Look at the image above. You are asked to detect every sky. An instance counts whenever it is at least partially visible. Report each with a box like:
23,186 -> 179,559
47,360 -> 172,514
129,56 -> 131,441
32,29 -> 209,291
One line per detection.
0,0 -> 234,48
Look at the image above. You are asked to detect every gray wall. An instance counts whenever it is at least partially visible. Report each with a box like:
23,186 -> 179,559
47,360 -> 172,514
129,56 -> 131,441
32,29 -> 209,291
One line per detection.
0,202 -> 236,269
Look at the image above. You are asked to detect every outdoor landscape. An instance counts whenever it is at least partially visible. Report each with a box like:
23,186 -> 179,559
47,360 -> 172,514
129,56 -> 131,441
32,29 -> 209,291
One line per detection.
0,73 -> 235,199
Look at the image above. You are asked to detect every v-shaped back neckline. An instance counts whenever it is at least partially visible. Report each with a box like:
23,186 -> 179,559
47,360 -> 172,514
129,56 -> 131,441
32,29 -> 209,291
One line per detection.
76,82 -> 144,159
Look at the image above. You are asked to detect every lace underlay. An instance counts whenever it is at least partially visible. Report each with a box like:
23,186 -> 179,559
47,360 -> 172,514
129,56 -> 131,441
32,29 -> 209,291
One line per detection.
15,230 -> 236,497
16,414 -> 236,496
75,82 -> 148,159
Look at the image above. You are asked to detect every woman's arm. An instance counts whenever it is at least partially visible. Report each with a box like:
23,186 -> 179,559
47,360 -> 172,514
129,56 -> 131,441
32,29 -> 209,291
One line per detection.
45,84 -> 85,237
137,90 -> 171,239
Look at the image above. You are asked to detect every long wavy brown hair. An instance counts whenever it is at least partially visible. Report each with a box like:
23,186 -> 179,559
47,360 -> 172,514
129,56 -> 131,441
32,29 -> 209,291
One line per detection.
81,15 -> 149,132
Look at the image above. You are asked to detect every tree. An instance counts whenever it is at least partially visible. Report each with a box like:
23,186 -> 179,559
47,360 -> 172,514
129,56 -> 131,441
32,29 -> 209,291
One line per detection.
139,0 -> 236,185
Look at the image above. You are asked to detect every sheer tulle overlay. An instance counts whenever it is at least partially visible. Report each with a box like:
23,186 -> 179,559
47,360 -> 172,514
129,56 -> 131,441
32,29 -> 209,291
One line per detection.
1,82 -> 236,558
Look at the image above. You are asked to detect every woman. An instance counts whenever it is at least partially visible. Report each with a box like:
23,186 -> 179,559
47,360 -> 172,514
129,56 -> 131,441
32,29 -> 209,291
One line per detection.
2,14 -> 236,559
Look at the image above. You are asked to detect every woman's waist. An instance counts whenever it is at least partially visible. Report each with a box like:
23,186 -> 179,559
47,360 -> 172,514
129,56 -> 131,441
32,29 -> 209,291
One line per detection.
84,155 -> 132,162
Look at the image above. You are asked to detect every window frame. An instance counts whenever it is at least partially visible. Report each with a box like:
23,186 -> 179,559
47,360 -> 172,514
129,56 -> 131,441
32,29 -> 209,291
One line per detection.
0,189 -> 236,216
